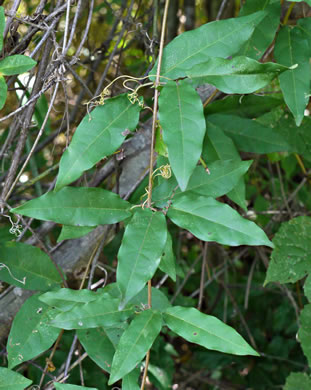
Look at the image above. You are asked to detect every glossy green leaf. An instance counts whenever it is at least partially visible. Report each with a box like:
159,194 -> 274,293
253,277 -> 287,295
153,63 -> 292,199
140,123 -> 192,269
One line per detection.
39,288 -> 101,311
54,384 -> 98,390
158,80 -> 205,190
167,193 -> 273,247
159,232 -> 176,282
203,121 -> 247,210
275,26 -> 310,126
0,367 -> 32,389
187,56 -> 288,94
0,241 -> 62,290
11,187 -> 131,226
150,11 -> 266,80
207,114 -> 290,153
109,310 -> 162,384
7,294 -> 59,368
284,373 -> 311,390
122,368 -> 140,390
0,55 -> 36,76
153,160 -> 251,208
298,304 -> 311,366
117,208 -> 167,307
238,0 -> 280,60
55,94 -> 141,190
129,286 -> 171,312
264,217 -> 311,289
50,296 -> 133,329
204,94 -> 283,118
0,7 -> 4,52
78,327 -> 115,373
0,75 -> 7,110
164,306 -> 259,356
57,225 -> 95,242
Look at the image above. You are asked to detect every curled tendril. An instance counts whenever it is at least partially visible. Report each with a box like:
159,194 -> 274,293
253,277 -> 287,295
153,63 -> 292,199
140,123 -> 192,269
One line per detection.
2,214 -> 23,237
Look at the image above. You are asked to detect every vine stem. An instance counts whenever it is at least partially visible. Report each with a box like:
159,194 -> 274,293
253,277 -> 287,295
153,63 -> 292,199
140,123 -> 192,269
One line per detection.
141,0 -> 170,389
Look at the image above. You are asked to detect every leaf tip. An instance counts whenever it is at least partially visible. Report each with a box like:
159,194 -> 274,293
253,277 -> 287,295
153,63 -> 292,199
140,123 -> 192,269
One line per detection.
289,63 -> 298,70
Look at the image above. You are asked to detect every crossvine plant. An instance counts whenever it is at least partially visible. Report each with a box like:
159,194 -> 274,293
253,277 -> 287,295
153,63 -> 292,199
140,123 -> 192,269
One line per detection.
2,0 -> 311,389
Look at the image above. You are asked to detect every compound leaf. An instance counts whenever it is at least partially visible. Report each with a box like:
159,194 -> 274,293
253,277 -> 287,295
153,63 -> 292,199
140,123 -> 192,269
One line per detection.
55,94 -> 141,190
159,80 -> 205,190
0,367 -> 32,390
0,241 -> 62,291
11,187 -> 131,226
7,294 -> 59,369
168,194 -> 273,247
117,208 -> 167,307
150,11 -> 266,80
164,306 -> 258,356
109,310 -> 162,384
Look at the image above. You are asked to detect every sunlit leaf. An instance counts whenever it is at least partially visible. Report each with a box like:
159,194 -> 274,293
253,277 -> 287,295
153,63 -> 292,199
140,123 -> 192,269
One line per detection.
109,310 -> 162,384
11,187 -> 131,226
7,294 -> 59,368
0,241 -> 62,291
164,306 -> 259,356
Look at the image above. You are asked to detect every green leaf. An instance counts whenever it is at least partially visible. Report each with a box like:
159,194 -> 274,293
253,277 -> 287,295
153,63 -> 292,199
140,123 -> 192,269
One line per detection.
204,94 -> 283,118
164,306 -> 259,356
0,55 -> 36,76
297,17 -> 311,55
158,80 -> 205,190
54,384 -> 98,390
0,241 -> 62,290
129,286 -> 171,312
117,208 -> 167,307
55,94 -> 141,190
238,0 -> 280,60
167,194 -> 273,247
284,373 -> 311,390
7,294 -> 59,369
0,7 -> 4,52
203,120 -> 247,210
11,187 -> 131,226
264,217 -> 311,289
187,56 -> 288,94
0,367 -> 32,389
159,232 -> 176,282
289,0 -> 311,5
298,304 -> 311,366
50,296 -> 133,329
78,327 -> 115,373
39,288 -> 101,311
274,26 -> 310,126
153,160 -> 251,208
0,75 -> 7,110
109,310 -> 162,384
150,11 -> 266,80
57,225 -> 95,242
122,368 -> 140,390
207,114 -> 290,153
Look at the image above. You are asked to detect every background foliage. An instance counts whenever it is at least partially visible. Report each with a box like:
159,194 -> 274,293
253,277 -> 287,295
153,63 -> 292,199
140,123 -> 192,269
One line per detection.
1,0 -> 311,389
